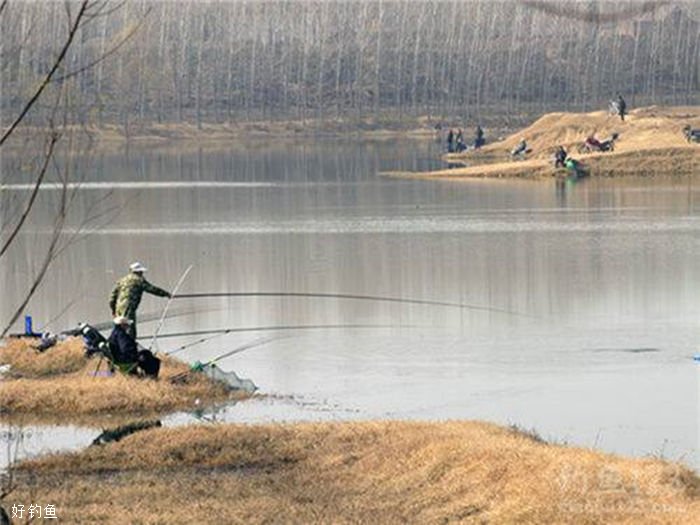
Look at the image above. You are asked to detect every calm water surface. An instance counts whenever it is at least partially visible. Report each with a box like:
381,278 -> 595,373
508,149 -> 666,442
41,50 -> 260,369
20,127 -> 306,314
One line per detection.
1,139 -> 698,468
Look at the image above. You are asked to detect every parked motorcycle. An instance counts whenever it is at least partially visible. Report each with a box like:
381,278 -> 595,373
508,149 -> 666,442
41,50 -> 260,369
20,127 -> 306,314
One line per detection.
577,133 -> 619,154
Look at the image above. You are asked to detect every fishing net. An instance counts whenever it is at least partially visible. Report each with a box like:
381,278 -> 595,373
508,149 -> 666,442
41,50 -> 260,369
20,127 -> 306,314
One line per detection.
194,362 -> 257,394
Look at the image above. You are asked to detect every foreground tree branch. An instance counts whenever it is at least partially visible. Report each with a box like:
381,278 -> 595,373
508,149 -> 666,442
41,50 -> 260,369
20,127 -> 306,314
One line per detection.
0,131 -> 60,259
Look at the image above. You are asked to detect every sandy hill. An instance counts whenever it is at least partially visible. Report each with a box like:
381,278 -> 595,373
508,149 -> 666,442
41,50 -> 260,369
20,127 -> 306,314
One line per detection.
403,106 -> 700,180
479,106 -> 700,159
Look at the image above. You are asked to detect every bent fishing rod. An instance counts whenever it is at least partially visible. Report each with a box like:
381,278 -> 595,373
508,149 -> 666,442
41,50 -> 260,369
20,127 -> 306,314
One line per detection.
174,291 -> 529,318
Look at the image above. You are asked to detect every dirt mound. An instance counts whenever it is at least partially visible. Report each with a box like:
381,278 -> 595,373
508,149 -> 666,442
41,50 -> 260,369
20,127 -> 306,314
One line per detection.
475,106 -> 700,160
381,106 -> 699,180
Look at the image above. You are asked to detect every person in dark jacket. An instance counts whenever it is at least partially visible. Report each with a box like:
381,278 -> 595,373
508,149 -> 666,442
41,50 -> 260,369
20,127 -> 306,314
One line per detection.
455,128 -> 466,151
446,129 -> 455,153
617,93 -> 627,121
108,317 -> 160,378
554,146 -> 567,168
474,125 -> 485,149
109,262 -> 171,338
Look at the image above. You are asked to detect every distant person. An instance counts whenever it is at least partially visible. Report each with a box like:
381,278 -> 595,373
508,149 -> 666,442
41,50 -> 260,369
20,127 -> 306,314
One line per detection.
564,157 -> 587,178
474,125 -> 485,149
616,93 -> 627,122
446,128 -> 455,153
554,146 -> 567,168
109,262 -> 171,339
683,125 -> 700,143
511,138 -> 528,159
582,133 -> 617,153
455,128 -> 467,152
108,316 -> 160,379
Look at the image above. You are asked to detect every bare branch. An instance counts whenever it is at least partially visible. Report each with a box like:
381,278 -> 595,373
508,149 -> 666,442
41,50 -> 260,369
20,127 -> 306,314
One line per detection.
53,8 -> 151,84
0,132 -> 60,259
0,180 -> 66,337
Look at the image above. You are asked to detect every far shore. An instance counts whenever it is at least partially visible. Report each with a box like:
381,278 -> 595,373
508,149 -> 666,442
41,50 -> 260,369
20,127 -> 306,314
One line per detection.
383,106 -> 700,181
5,117 -> 440,154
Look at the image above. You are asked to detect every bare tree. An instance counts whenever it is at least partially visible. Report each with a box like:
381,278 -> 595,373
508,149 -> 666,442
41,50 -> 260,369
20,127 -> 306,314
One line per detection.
2,1 -> 698,130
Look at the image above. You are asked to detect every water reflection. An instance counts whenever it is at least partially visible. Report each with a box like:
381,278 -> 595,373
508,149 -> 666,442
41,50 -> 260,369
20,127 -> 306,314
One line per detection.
91,420 -> 161,446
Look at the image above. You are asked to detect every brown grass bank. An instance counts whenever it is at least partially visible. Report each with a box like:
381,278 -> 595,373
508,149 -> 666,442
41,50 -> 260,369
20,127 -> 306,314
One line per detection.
0,338 -> 242,419
10,420 -> 700,524
385,106 -> 700,181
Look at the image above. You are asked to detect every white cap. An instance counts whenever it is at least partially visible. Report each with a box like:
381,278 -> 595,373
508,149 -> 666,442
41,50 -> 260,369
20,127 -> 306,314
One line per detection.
113,316 -> 133,325
129,262 -> 148,273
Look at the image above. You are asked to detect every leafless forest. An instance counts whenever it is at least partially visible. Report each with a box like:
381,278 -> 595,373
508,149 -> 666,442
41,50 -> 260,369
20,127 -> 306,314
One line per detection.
2,0 -> 699,128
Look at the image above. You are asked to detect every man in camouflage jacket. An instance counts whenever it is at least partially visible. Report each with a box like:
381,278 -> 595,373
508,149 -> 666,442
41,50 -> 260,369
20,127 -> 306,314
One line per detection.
109,262 -> 171,338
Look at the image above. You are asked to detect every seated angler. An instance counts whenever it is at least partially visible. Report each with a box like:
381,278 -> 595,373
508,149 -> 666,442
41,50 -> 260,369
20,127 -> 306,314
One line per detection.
554,145 -> 567,168
511,138 -> 528,159
109,316 -> 161,379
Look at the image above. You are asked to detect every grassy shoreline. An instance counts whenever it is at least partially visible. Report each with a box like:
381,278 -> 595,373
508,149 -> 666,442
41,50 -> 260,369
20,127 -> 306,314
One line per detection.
2,339 -> 699,522
7,420 -> 700,523
0,338 -> 244,420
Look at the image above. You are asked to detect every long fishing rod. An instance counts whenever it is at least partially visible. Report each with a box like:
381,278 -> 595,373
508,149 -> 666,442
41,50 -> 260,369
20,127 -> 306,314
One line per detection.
60,306 -> 208,337
170,336 -> 277,383
148,265 -> 193,352
166,329 -> 236,356
174,291 -> 529,317
141,323 -> 412,341
203,336 -> 278,366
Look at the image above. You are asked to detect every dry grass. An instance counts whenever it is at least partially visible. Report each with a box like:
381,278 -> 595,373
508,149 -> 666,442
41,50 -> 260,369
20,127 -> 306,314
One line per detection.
0,337 -> 87,377
10,420 -> 699,524
388,106 -> 700,180
0,338 -> 241,418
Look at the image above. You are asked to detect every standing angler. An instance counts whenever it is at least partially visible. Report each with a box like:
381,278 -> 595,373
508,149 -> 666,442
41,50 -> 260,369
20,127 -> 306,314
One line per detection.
616,93 -> 627,122
109,262 -> 171,338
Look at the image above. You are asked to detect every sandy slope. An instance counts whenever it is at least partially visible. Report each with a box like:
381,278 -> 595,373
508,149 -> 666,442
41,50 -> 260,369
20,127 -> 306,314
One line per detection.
388,106 -> 700,180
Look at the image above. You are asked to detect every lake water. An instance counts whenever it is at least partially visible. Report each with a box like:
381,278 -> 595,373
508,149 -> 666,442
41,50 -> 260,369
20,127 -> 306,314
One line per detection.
1,138 -> 699,469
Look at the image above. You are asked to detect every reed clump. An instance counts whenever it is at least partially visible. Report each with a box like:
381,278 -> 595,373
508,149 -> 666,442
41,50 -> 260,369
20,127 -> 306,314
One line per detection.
0,338 -> 242,418
13,420 -> 700,524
